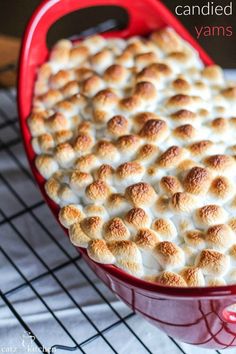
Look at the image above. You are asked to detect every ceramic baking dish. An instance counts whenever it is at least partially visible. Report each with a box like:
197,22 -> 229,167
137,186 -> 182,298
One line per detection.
17,0 -> 236,349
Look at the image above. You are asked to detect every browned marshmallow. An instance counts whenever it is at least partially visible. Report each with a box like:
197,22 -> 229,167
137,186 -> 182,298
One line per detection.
160,176 -> 183,196
180,267 -> 205,287
151,28 -> 183,53
171,192 -> 198,213
156,271 -> 187,287
125,208 -> 150,230
195,205 -> 227,228
69,222 -> 91,247
152,218 -> 177,240
125,182 -> 156,207
107,115 -> 129,137
154,241 -> 185,270
139,119 -> 168,143
183,167 -> 212,195
155,271 -> 187,287
204,154 -> 235,174
87,239 -> 115,264
209,176 -> 234,200
205,224 -> 235,250
189,140 -> 214,157
134,81 -> 157,101
173,124 -> 197,142
195,249 -> 229,276
135,228 -> 160,250
93,89 -> 118,109
59,204 -> 84,228
184,230 -> 205,249
35,155 -> 58,179
80,216 -> 103,239
104,218 -> 130,241
221,87 -> 236,101
157,146 -> 186,169
104,64 -> 128,85
171,109 -> 197,124
86,180 -> 111,202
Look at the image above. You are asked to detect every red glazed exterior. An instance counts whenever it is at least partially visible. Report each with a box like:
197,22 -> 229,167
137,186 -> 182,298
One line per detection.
17,0 -> 236,349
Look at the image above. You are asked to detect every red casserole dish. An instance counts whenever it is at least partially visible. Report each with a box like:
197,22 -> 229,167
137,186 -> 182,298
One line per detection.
17,0 -> 236,349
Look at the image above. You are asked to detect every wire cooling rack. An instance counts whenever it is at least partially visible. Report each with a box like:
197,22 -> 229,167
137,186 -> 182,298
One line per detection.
0,31 -> 235,354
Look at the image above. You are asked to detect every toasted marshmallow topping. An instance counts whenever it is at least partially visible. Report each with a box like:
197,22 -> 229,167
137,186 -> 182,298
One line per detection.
29,27 -> 236,286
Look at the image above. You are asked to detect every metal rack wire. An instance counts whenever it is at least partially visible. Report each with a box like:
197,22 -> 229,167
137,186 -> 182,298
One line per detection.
0,27 -> 231,354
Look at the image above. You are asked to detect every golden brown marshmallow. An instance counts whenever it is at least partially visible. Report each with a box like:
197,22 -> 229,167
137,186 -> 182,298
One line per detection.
80,216 -> 103,239
134,81 -> 157,101
116,162 -> 144,180
87,239 -> 116,264
211,117 -> 229,134
125,208 -> 150,230
96,140 -> 119,162
166,94 -> 201,110
73,134 -> 94,154
171,109 -> 197,124
75,154 -> 99,172
104,218 -> 130,242
81,75 -> 104,97
202,65 -> 224,84
86,180 -> 110,202
125,182 -> 156,207
173,124 -> 198,142
188,140 -> 214,157
180,267 -> 205,287
209,176 -> 234,200
171,192 -> 198,214
69,171 -> 93,190
135,228 -> 160,250
107,115 -> 129,137
116,135 -> 142,155
156,271 -> 187,287
152,218 -> 177,240
95,164 -> 114,182
35,155 -> 58,179
46,112 -> 69,133
205,224 -> 235,250
139,119 -> 168,143
135,52 -> 159,68
28,112 -> 47,137
228,218 -> 236,234
157,146 -> 186,169
106,193 -> 130,215
134,112 -> 160,127
195,205 -> 227,228
119,95 -> 144,113
204,155 -> 235,174
155,241 -> 185,270
93,89 -> 118,109
44,177 -> 61,203
151,28 -> 183,53
70,45 -> 89,65
69,222 -> 91,247
195,249 -> 229,276
184,230 -> 205,250
55,143 -> 75,167
104,64 -> 128,85
160,176 -> 183,196
221,87 -> 236,100
183,167 -> 212,195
